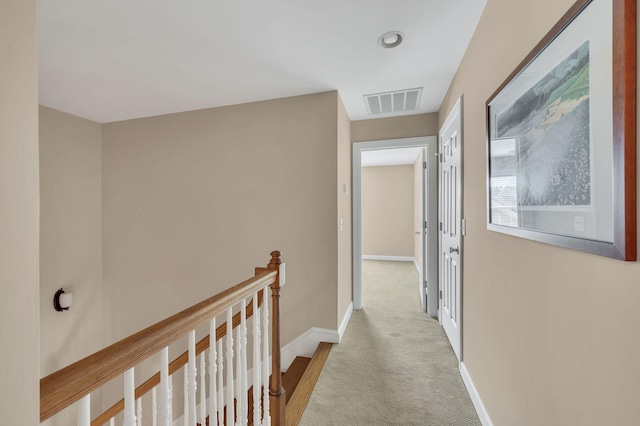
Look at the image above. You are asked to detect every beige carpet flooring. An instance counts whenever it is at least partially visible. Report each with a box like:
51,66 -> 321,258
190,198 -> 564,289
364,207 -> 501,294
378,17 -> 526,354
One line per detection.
299,260 -> 481,426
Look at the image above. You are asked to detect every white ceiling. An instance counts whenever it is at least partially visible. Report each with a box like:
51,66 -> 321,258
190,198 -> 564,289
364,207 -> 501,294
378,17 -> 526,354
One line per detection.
362,147 -> 422,167
37,1 -> 487,124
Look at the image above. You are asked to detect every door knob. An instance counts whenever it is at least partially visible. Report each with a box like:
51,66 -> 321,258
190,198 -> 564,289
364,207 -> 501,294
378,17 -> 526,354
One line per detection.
449,247 -> 459,254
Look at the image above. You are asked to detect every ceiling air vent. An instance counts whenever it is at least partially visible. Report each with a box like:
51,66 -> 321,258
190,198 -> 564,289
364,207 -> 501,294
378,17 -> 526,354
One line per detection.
364,87 -> 422,116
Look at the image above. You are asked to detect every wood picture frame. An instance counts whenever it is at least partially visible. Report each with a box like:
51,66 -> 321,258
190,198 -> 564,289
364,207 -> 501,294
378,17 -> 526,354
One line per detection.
486,0 -> 636,260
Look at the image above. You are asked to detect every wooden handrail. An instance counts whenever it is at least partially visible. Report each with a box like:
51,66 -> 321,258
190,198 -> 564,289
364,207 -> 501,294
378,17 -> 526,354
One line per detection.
90,290 -> 265,426
40,267 -> 278,422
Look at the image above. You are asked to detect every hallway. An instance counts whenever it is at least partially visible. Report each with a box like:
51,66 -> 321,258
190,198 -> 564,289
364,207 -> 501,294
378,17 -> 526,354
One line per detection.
300,260 -> 480,425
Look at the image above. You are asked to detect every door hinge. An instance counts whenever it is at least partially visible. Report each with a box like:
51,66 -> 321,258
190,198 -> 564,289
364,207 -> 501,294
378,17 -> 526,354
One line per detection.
424,220 -> 427,229
439,290 -> 442,299
439,222 -> 443,231
423,280 -> 428,289
423,161 -> 427,170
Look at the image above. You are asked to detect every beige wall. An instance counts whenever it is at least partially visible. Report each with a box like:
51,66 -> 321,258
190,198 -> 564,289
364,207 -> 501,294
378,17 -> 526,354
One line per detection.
39,106 -> 104,376
337,96 -> 353,323
102,92 -> 341,351
0,0 -> 40,423
39,107 -> 104,424
352,113 -> 438,142
362,165 -> 414,257
439,0 -> 640,424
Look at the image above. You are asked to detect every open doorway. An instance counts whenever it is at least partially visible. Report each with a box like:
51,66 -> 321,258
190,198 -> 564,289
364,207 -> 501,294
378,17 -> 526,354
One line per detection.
353,136 -> 438,317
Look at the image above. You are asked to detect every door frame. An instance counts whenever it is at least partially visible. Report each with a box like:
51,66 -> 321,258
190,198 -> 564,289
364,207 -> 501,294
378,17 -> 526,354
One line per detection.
352,136 -> 439,317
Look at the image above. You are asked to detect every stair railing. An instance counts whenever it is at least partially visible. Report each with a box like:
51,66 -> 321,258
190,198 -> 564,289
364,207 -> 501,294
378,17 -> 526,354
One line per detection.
40,251 -> 286,426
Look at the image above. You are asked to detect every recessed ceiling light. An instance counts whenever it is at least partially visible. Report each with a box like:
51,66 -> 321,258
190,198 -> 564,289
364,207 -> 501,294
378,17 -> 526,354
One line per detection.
378,31 -> 404,49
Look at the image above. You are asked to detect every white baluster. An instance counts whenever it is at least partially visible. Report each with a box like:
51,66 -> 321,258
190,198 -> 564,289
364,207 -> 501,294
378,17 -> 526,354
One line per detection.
159,347 -> 172,426
169,380 -> 174,421
217,338 -> 224,426
183,366 -> 189,426
124,368 -> 137,426
200,352 -> 206,425
209,318 -> 218,426
77,394 -> 90,426
239,299 -> 248,426
226,308 -> 234,426
235,327 -> 242,425
188,330 -> 198,426
262,287 -> 270,426
152,386 -> 158,426
109,418 -> 115,426
252,293 -> 262,426
136,398 -> 142,426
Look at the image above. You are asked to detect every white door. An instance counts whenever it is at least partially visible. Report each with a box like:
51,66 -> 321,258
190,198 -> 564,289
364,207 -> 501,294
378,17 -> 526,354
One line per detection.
439,98 -> 462,360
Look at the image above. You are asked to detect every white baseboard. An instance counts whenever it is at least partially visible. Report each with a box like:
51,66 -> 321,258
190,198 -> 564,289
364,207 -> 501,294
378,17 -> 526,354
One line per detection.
362,255 -> 415,262
282,301 -> 352,370
337,302 -> 353,343
460,362 -> 493,426
363,255 -> 421,281
281,327 -> 338,372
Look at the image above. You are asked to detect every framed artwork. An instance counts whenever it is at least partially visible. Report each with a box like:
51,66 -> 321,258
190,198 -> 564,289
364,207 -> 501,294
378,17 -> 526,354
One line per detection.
486,0 -> 636,260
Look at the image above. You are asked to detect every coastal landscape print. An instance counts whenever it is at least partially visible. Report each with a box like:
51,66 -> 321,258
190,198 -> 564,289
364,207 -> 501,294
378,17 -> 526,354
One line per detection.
496,41 -> 591,207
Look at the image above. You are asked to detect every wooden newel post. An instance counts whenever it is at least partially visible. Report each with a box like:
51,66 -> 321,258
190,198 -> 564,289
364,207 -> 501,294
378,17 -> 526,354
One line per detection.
268,250 -> 286,426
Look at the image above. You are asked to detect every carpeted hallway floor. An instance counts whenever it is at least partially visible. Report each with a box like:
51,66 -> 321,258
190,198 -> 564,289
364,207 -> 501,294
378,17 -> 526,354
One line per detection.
299,260 -> 481,426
